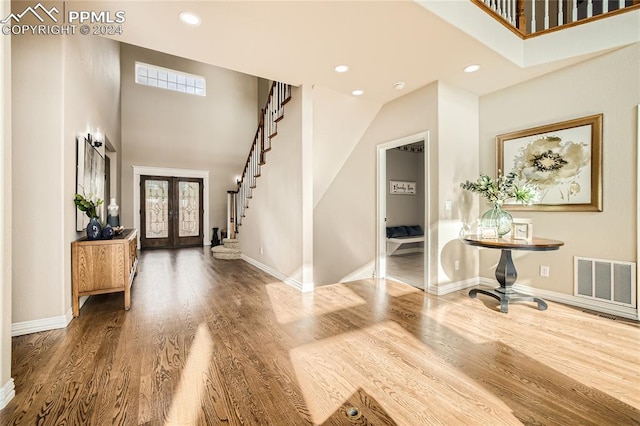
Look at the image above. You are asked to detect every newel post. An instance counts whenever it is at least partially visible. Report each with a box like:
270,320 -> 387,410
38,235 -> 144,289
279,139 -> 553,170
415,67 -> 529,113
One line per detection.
227,190 -> 237,239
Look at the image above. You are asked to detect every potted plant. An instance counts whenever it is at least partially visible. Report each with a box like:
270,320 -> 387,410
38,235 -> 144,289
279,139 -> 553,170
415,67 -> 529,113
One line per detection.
460,171 -> 536,236
74,193 -> 103,240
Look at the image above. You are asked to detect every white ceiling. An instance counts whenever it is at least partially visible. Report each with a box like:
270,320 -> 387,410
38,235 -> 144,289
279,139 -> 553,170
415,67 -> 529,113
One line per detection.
99,0 -> 616,104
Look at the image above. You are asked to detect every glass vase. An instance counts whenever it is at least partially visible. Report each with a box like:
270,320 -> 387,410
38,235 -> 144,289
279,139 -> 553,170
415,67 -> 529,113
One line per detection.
481,204 -> 512,237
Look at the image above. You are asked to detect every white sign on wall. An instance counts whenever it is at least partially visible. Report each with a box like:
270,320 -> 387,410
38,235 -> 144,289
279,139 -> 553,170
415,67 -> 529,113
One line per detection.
389,180 -> 416,195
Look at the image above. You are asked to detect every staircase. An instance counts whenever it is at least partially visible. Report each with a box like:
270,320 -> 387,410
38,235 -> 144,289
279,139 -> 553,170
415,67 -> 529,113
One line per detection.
211,81 -> 292,260
473,0 -> 639,37
211,238 -> 242,259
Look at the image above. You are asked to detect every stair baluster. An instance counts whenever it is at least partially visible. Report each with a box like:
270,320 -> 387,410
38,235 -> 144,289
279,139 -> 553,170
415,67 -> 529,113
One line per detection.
475,0 -> 639,37
228,82 -> 292,237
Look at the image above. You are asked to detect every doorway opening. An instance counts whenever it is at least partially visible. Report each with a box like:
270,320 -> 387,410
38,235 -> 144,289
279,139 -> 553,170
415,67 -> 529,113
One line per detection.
376,132 -> 430,290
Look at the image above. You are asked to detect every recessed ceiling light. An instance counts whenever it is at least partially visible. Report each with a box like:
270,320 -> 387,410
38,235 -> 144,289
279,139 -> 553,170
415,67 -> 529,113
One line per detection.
352,89 -> 364,96
334,65 -> 349,73
463,64 -> 480,73
180,12 -> 201,26
394,82 -> 406,90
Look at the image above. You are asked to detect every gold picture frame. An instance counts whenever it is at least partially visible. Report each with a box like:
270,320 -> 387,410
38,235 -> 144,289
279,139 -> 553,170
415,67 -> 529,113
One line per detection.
497,114 -> 603,212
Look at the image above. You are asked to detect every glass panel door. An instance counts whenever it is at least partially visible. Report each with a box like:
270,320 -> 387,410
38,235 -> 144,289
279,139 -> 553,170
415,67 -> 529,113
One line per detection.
173,177 -> 203,247
140,176 -> 203,249
178,181 -> 200,237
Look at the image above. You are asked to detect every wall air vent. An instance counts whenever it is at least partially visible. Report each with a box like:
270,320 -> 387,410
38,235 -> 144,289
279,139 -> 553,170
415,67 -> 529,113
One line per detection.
574,257 -> 636,308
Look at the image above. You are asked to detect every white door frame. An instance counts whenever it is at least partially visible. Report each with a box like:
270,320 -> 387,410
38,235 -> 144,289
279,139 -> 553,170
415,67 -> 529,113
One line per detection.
133,165 -> 210,247
376,131 -> 431,288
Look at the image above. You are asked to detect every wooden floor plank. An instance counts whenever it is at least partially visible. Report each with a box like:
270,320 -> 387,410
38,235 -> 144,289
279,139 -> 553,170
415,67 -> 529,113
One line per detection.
1,247 -> 639,425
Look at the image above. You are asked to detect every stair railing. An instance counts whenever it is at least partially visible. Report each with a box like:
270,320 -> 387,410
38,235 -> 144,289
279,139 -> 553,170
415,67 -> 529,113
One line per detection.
473,0 -> 640,38
229,81 -> 291,235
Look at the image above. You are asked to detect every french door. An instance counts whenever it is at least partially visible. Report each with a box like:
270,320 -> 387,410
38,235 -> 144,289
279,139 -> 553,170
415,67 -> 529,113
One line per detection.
140,175 -> 204,249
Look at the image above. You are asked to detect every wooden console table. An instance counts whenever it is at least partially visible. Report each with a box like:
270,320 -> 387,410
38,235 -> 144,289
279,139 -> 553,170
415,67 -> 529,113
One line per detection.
461,235 -> 564,313
71,229 -> 138,317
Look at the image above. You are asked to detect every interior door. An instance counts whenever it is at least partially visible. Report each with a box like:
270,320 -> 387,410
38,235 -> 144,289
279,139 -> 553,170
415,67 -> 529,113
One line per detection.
140,175 -> 204,249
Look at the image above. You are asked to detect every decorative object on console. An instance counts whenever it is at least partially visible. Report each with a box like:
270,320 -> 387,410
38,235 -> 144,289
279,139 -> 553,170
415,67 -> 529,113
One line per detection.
107,198 -> 120,227
74,193 -> 104,240
511,218 -> 533,242
101,224 -> 115,240
497,114 -> 602,212
86,217 -> 102,240
460,171 -> 536,237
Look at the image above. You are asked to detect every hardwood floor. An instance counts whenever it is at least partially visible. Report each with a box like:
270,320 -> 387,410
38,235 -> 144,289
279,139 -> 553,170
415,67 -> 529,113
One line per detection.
2,247 -> 639,425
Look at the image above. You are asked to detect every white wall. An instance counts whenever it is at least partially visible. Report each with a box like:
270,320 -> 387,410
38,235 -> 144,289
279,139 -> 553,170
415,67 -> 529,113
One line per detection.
479,43 -> 639,294
313,83 -> 439,286
312,86 -> 381,206
120,44 -> 257,235
386,149 -> 424,228
0,0 -> 13,407
63,36 -> 122,317
313,81 -> 480,288
237,86 -> 305,285
12,30 -> 121,327
12,34 -> 65,323
434,82 -> 480,288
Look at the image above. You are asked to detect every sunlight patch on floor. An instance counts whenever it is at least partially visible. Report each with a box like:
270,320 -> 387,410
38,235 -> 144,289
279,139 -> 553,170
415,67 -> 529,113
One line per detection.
290,320 -> 518,425
266,282 -> 366,324
164,324 -> 214,426
378,278 -> 422,297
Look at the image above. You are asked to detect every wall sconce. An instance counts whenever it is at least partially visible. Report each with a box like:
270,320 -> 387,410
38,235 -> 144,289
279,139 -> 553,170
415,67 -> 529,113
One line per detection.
84,129 -> 103,148
93,128 -> 103,147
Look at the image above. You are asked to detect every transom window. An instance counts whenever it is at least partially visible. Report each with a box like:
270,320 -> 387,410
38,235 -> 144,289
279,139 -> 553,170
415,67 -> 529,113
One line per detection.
135,62 -> 206,96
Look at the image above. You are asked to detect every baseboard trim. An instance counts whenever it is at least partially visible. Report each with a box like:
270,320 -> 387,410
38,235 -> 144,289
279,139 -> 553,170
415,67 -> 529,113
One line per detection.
12,314 -> 69,337
428,278 -> 479,295
477,278 -> 639,321
340,261 -> 375,283
0,378 -> 15,409
241,254 -> 314,292
11,297 -> 88,337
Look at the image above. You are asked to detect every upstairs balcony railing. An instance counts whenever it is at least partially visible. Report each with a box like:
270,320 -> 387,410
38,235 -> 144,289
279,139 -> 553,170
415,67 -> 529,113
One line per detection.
473,0 -> 640,37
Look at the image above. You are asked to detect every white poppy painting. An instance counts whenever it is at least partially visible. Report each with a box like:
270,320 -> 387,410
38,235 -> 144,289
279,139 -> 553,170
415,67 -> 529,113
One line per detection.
497,114 -> 602,212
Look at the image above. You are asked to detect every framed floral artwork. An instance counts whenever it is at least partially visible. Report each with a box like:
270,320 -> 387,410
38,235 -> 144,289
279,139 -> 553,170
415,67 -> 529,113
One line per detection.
497,114 -> 603,211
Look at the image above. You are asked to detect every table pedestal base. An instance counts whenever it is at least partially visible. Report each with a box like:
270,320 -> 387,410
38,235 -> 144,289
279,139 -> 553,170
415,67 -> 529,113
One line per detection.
469,287 -> 548,313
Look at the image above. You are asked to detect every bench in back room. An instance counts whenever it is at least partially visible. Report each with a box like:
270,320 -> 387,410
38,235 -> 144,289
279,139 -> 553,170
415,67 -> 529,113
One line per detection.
386,225 -> 424,255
